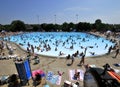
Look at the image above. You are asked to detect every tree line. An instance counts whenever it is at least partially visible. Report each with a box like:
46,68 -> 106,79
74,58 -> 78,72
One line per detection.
0,19 -> 120,32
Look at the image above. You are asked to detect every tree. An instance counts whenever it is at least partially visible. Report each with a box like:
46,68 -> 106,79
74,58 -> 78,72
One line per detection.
31,25 -> 40,31
62,22 -> 69,31
41,23 -> 55,32
76,22 -> 91,31
95,19 -> 102,24
94,19 -> 102,31
0,24 -> 3,31
4,25 -> 11,31
68,22 -> 75,31
10,20 -> 26,31
47,24 -> 54,31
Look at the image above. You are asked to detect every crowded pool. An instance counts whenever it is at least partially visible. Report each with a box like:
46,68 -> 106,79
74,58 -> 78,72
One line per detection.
4,32 -> 115,58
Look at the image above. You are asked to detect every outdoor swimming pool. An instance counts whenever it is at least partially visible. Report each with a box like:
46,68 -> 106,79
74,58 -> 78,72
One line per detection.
4,32 -> 115,58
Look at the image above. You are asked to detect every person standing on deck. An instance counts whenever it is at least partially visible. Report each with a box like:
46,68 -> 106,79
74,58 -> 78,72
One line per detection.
107,45 -> 112,54
79,54 -> 85,66
114,46 -> 120,58
71,54 -> 75,65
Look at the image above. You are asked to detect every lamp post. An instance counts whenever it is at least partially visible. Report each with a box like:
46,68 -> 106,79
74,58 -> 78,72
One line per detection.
37,15 -> 41,31
37,15 -> 40,25
76,14 -> 78,24
54,15 -> 56,25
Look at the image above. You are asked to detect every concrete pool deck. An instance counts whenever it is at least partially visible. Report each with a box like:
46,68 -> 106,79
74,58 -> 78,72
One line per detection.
0,31 -> 120,87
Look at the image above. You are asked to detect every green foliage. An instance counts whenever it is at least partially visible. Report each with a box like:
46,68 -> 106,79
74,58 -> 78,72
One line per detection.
94,19 -> 104,31
1,19 -> 120,32
0,24 -> 11,31
41,23 -> 55,32
31,25 -> 40,31
76,22 -> 91,31
10,20 -> 26,31
95,19 -> 102,24
0,24 -> 4,31
61,22 -> 69,31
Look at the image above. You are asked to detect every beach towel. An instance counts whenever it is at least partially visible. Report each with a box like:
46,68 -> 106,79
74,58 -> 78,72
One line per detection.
46,71 -> 54,81
46,71 -> 62,85
69,69 -> 84,81
56,76 -> 62,85
50,75 -> 59,84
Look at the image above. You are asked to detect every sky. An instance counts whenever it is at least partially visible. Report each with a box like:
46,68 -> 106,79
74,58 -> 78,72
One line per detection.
0,0 -> 120,25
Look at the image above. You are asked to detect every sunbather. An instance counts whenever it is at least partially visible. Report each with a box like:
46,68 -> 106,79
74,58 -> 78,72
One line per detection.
73,69 -> 80,80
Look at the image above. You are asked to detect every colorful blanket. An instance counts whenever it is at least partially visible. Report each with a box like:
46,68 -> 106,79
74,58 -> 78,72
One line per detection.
46,71 -> 62,85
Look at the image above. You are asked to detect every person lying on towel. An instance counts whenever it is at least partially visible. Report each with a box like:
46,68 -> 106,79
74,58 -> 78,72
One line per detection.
73,70 -> 80,80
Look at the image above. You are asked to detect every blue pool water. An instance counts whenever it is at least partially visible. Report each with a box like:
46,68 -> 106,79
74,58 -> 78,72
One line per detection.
4,32 -> 115,57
